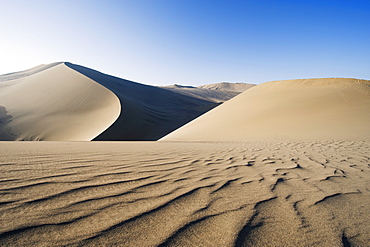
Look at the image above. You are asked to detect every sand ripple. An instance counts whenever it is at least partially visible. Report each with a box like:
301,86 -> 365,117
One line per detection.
0,141 -> 369,246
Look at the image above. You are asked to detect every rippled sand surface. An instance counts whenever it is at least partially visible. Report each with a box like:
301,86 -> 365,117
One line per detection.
0,141 -> 369,246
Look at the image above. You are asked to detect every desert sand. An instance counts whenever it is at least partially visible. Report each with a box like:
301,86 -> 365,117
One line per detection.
0,140 -> 369,246
162,78 -> 370,141
0,63 -> 249,141
0,66 -> 369,246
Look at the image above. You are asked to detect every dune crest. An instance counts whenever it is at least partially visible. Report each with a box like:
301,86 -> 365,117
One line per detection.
1,62 -> 253,141
0,63 -> 121,141
161,78 -> 370,141
64,63 -> 243,141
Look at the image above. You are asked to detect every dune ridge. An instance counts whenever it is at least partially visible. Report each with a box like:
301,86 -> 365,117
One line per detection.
0,63 -> 120,141
162,78 -> 370,141
65,63 -> 224,141
0,140 -> 368,246
0,62 -> 251,141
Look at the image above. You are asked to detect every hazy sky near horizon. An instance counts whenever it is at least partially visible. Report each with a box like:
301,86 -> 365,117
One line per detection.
1,0 -> 369,86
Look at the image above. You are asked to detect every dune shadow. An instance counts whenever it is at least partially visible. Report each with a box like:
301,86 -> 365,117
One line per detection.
0,106 -> 17,141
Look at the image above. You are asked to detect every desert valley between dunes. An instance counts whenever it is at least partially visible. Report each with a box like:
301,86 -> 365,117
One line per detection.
0,63 -> 369,246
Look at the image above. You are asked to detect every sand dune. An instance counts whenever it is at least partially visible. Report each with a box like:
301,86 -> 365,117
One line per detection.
162,84 -> 239,103
162,78 -> 370,141
0,62 -> 250,141
0,140 -> 368,246
1,65 -> 369,246
198,82 -> 255,93
0,63 -> 120,141
162,83 -> 255,103
65,63 -> 226,141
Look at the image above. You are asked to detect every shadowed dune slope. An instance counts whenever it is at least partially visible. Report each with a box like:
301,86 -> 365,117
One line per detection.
0,63 -> 120,141
161,78 -> 370,141
65,63 -> 223,141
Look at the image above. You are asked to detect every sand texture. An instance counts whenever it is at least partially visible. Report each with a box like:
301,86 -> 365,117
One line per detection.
0,63 -> 250,141
0,140 -> 369,246
162,78 -> 370,141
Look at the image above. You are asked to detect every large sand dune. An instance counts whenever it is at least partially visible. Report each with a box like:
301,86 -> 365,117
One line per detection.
0,140 -> 368,246
65,63 -> 224,141
0,63 -> 120,141
0,63 -> 249,141
162,78 -> 370,141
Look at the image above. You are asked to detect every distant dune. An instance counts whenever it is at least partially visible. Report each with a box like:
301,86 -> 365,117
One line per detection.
161,78 -> 370,141
162,82 -> 254,103
198,82 -> 255,93
0,63 -> 250,141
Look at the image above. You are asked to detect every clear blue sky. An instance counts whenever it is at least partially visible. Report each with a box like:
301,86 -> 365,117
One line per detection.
1,0 -> 369,85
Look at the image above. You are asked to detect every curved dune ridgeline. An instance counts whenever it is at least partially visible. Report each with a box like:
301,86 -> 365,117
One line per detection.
65,63 -> 223,141
161,78 -> 370,141
0,62 -> 251,141
0,63 -> 120,141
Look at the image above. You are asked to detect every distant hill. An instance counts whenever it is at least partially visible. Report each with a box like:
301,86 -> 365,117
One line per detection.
198,82 -> 255,93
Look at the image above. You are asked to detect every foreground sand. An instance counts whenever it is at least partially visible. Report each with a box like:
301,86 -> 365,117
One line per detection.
0,141 -> 369,246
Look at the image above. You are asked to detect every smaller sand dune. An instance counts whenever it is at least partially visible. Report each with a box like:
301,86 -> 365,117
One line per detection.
162,78 -> 370,141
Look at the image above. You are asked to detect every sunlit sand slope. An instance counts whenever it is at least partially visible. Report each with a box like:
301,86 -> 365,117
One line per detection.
162,78 -> 370,141
0,141 -> 368,246
0,63 -> 120,141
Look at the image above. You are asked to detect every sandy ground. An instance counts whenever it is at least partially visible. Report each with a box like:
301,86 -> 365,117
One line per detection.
0,141 -> 369,246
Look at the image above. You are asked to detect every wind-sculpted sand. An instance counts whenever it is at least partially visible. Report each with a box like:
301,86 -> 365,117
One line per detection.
0,62 -> 251,141
0,141 -> 369,246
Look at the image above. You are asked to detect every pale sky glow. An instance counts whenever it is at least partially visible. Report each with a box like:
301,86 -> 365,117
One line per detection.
1,0 -> 369,86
